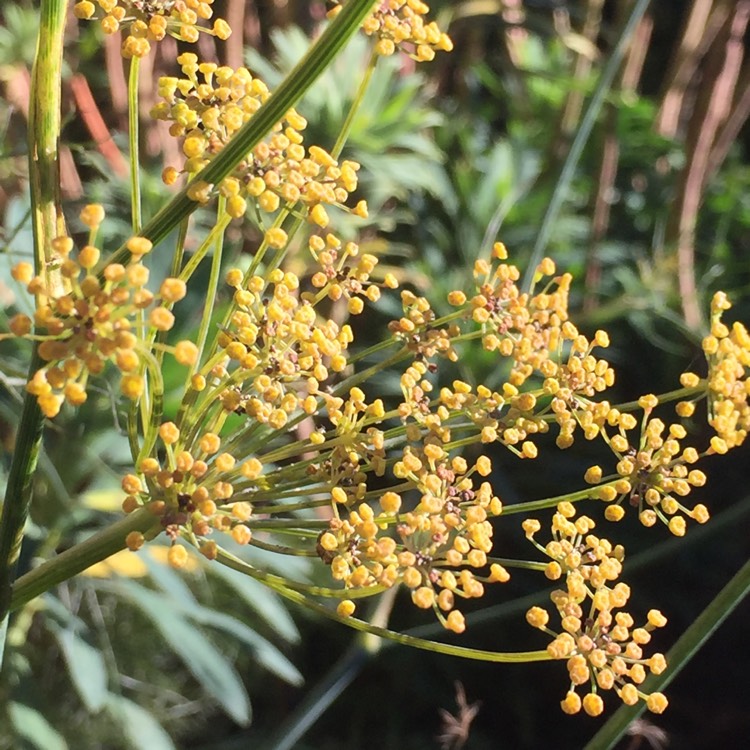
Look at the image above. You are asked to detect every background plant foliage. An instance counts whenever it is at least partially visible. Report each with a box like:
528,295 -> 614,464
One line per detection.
1,0 -> 750,748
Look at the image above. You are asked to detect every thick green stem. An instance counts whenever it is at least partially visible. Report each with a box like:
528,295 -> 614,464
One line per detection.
9,509 -> 161,613
27,3 -> 67,283
0,351 -> 45,653
0,0 -> 67,666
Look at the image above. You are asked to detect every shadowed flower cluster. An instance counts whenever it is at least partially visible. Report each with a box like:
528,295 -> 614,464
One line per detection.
7,206 -> 195,417
74,0 -> 230,58
329,0 -> 453,60
152,54 -> 368,227
525,504 -> 669,716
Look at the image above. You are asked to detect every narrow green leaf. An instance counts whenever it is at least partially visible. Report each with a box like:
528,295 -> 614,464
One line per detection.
50,625 -> 108,712
109,580 -> 252,725
106,694 -> 176,750
207,561 -> 300,643
40,593 -> 88,630
8,702 -> 68,750
142,548 -> 302,683
185,605 -> 303,687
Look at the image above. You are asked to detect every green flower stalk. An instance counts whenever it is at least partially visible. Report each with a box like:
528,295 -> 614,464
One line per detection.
127,55 -> 142,233
0,0 -> 68,664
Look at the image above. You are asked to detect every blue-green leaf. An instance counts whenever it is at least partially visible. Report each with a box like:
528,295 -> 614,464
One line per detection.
185,605 -> 303,687
50,626 -> 108,712
142,546 -> 301,683
207,561 -> 300,643
8,702 -> 68,750
138,559 -> 302,687
106,580 -> 251,725
142,547 -> 199,606
106,695 -> 176,750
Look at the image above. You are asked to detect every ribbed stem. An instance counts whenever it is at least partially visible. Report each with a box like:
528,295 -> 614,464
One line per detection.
0,0 -> 67,665
9,510 -> 162,613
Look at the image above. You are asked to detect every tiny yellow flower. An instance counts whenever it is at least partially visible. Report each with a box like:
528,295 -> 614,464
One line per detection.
336,600 -> 356,618
168,545 -> 189,569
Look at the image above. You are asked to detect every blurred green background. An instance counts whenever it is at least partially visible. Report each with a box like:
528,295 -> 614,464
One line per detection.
1,1 -> 750,748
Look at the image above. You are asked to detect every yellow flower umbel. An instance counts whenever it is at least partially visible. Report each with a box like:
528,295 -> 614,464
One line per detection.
217,266 -> 365,428
152,55 -> 367,226
73,0 -> 231,58
121,426 -> 269,563
330,0 -> 454,60
524,504 -> 669,716
445,245 -> 616,452
92,236 -> 742,717
465,249 -> 573,386
690,291 -> 750,450
317,448 -> 506,633
584,399 -> 710,535
9,206 -> 193,417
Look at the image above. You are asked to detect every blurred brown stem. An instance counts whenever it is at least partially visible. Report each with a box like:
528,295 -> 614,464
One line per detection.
584,4 -> 652,311
549,0 -> 605,162
657,0 -> 728,139
70,74 -> 129,178
706,61 -> 750,182
665,0 -> 750,330
560,0 -> 605,139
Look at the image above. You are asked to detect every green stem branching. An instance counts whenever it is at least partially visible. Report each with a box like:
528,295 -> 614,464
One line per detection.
128,57 -> 142,233
216,547 -> 552,663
